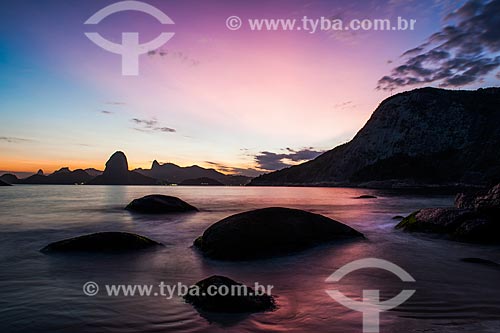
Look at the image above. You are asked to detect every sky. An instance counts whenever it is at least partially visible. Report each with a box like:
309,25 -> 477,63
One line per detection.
0,0 -> 498,177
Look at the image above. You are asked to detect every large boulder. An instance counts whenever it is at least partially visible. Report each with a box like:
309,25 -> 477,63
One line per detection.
194,207 -> 364,260
455,184 -> 500,211
184,275 -> 276,313
126,194 -> 198,213
397,183 -> 500,243
40,232 -> 163,253
396,208 -> 475,234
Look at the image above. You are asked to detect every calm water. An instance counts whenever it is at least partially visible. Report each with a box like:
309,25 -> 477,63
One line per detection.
1,186 -> 499,333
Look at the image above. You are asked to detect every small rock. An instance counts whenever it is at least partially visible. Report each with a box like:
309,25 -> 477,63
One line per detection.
460,258 -> 500,267
40,232 -> 163,253
126,194 -> 198,213
354,195 -> 377,199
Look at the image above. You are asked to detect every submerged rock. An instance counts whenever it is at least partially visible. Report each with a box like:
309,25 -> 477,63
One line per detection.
40,232 -> 163,253
460,258 -> 500,267
355,195 -> 377,199
194,207 -> 364,260
184,275 -> 276,313
397,183 -> 500,243
126,194 -> 198,213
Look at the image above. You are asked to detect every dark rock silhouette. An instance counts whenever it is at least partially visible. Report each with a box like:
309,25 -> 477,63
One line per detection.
250,87 -> 500,188
135,160 -> 251,186
37,169 -> 44,176
40,232 -> 163,253
397,183 -> 500,243
180,177 -> 224,186
86,151 -> 157,185
0,173 -> 18,184
184,275 -> 276,313
0,179 -> 12,186
126,194 -> 198,213
194,207 -> 364,260
84,168 -> 103,177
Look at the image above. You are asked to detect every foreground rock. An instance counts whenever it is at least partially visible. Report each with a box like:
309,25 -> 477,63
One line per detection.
397,183 -> 500,243
194,207 -> 364,260
126,194 -> 198,213
184,275 -> 276,313
40,232 -> 163,253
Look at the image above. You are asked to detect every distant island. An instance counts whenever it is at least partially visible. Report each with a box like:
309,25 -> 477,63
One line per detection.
250,87 -> 500,188
0,151 -> 251,186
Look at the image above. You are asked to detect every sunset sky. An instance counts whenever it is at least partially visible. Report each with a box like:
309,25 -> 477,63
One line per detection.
1,0 -> 498,177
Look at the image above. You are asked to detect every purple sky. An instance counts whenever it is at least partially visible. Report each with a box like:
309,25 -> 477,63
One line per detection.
0,0 -> 498,176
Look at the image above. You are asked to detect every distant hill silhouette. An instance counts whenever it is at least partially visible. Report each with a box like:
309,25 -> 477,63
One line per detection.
84,168 -> 103,177
0,174 -> 19,184
250,87 -> 500,188
20,167 -> 93,185
0,179 -> 12,186
2,152 -> 252,186
86,151 -> 157,185
135,160 -> 251,185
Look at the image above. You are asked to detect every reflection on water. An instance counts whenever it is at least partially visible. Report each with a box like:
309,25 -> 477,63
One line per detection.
0,185 -> 499,332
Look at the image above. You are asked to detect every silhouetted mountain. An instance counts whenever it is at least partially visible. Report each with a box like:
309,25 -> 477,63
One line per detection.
135,160 -> 251,186
250,87 -> 500,188
84,168 -> 103,177
0,173 -> 19,184
0,179 -> 12,186
20,167 -> 93,185
87,151 -> 157,185
180,177 -> 224,186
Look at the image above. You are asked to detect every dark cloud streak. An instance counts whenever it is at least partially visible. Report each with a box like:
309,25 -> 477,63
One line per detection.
131,118 -> 176,133
255,148 -> 325,171
378,0 -> 500,90
0,136 -> 34,143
